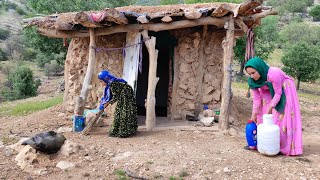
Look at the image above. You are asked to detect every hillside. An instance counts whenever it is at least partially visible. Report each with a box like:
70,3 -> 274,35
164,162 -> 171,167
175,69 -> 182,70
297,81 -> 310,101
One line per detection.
0,1 -> 23,50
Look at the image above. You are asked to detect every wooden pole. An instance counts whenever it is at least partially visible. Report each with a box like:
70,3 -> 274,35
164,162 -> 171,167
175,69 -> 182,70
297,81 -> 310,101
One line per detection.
219,15 -> 235,130
235,17 -> 248,33
142,30 -> 159,131
74,28 -> 96,115
62,39 -> 73,112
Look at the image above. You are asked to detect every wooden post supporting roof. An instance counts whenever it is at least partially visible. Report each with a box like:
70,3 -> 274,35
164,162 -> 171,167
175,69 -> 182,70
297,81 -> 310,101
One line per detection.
219,15 -> 235,130
62,39 -> 73,112
74,28 -> 96,115
142,30 -> 159,131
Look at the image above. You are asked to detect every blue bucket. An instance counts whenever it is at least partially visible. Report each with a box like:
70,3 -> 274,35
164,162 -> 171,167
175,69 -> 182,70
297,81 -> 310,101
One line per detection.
73,116 -> 85,132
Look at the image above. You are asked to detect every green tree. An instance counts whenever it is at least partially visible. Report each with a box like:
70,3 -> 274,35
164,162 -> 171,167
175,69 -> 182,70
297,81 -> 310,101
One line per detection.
23,27 -> 67,59
33,51 -> 66,68
234,16 -> 279,75
160,0 -> 183,5
22,47 -> 38,62
23,0 -> 136,68
281,42 -> 320,90
310,5 -> 320,21
2,66 -> 39,100
254,16 -> 279,59
279,22 -> 320,49
135,0 -> 160,6
185,0 -> 243,3
266,0 -> 313,14
26,0 -> 136,14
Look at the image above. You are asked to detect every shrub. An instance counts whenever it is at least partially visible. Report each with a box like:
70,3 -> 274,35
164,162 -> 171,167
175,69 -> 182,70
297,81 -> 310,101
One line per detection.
310,5 -> 320,21
22,48 -> 38,61
16,7 -> 26,15
0,48 -> 8,61
3,1 -> 17,11
44,60 -> 64,77
2,66 -> 39,100
35,52 -> 65,68
0,28 -> 10,40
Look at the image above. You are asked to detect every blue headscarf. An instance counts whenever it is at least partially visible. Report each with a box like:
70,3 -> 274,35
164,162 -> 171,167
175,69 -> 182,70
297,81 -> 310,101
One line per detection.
98,70 -> 127,109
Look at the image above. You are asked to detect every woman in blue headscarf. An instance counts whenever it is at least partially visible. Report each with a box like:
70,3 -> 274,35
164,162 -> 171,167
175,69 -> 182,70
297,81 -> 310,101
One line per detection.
98,70 -> 138,138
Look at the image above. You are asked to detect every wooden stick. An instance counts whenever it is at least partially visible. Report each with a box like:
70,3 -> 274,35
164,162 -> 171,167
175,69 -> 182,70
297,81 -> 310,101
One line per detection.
219,15 -> 235,130
81,110 -> 103,135
244,9 -> 278,21
81,103 -> 109,135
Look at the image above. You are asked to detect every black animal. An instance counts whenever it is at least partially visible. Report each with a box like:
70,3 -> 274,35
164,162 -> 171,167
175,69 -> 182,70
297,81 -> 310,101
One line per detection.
22,131 -> 66,154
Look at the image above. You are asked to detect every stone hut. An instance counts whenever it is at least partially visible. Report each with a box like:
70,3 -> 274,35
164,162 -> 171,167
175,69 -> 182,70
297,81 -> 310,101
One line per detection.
23,0 -> 276,130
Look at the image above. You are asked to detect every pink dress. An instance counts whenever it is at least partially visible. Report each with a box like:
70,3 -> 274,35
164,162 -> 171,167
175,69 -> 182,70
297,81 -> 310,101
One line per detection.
252,67 -> 303,156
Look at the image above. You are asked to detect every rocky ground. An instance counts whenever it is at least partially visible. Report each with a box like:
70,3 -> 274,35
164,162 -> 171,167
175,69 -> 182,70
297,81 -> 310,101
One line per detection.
0,84 -> 320,180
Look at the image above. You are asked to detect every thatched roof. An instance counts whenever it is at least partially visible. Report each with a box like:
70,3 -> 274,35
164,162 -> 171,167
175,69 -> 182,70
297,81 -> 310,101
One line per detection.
23,0 -> 276,38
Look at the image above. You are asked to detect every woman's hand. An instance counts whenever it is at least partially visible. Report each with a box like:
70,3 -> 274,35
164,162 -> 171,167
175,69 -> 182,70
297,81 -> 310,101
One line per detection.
267,106 -> 273,114
251,113 -> 257,123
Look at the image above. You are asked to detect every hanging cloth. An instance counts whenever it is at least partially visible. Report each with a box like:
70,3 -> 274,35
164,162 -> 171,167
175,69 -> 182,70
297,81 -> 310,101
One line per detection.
245,28 -> 255,98
245,28 -> 255,62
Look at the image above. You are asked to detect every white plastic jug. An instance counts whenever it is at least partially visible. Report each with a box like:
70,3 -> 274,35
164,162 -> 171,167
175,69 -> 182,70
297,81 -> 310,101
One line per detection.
257,114 -> 280,156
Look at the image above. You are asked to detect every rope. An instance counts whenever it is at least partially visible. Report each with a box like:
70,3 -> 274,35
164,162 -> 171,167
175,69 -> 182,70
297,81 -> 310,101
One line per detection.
93,41 -> 144,73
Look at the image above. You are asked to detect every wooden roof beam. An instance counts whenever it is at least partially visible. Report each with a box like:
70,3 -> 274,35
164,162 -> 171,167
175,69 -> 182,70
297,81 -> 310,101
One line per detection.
244,9 -> 278,21
235,17 -> 248,33
37,16 -> 229,38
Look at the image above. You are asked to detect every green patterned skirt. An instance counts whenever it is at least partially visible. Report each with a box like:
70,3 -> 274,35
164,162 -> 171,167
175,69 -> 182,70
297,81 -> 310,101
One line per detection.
108,81 -> 138,137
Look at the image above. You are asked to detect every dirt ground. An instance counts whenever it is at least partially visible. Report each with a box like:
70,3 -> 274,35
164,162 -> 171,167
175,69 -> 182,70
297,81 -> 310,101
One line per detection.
0,85 -> 320,180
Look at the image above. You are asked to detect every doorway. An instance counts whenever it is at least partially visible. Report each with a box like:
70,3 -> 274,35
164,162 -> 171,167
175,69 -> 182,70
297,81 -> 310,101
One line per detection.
136,31 -> 176,117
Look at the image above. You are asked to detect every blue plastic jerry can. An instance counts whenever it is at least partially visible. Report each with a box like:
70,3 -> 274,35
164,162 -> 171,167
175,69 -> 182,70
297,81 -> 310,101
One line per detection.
245,119 -> 257,149
73,116 -> 85,132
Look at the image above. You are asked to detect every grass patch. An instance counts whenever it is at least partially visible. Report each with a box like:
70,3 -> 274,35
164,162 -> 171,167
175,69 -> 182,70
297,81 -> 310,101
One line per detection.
0,134 -> 19,145
114,169 -> 128,180
267,49 -> 283,68
232,81 -> 320,102
179,170 -> 189,177
232,81 -> 248,90
298,92 -> 320,102
169,176 -> 183,180
154,174 -> 164,179
0,95 -> 63,116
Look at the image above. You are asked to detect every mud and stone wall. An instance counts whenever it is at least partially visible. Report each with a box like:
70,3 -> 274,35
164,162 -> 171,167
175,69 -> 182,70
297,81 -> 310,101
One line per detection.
64,33 -> 126,112
64,28 -> 225,119
170,28 -> 225,120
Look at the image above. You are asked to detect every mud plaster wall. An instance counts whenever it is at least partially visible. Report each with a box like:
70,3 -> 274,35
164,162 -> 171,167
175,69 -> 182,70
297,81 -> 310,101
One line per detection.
170,28 -> 225,120
65,33 -> 126,112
